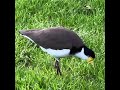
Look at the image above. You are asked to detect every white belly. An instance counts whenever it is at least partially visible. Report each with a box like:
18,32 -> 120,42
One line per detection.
21,35 -> 71,58
40,46 -> 70,58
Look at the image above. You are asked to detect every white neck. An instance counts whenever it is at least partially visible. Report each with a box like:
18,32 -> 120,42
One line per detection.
74,48 -> 88,60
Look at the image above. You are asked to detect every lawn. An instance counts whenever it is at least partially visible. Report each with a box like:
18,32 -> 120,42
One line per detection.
15,0 -> 105,90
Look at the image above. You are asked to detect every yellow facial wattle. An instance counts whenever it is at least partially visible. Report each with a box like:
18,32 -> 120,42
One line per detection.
87,57 -> 94,64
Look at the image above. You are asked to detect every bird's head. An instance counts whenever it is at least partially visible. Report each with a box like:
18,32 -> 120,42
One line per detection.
75,46 -> 95,64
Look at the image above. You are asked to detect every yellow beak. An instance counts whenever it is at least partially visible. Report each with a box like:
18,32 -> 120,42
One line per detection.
87,57 -> 94,64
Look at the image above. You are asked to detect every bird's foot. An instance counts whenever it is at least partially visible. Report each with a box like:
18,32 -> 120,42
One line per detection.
54,60 -> 62,75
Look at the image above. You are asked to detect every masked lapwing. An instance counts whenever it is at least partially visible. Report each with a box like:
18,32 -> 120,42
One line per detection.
19,27 -> 95,75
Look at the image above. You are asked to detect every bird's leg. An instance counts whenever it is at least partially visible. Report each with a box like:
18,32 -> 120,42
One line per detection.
54,59 -> 62,75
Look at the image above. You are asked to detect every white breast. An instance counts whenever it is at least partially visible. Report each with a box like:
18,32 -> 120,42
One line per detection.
40,46 -> 70,58
75,48 -> 88,60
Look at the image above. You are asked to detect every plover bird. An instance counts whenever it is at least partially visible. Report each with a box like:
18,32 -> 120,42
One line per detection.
19,27 -> 95,75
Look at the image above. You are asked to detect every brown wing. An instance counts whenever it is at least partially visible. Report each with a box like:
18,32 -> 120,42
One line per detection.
20,27 -> 84,49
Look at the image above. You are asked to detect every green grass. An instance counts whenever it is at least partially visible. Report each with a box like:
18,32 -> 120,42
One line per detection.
15,0 -> 105,90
